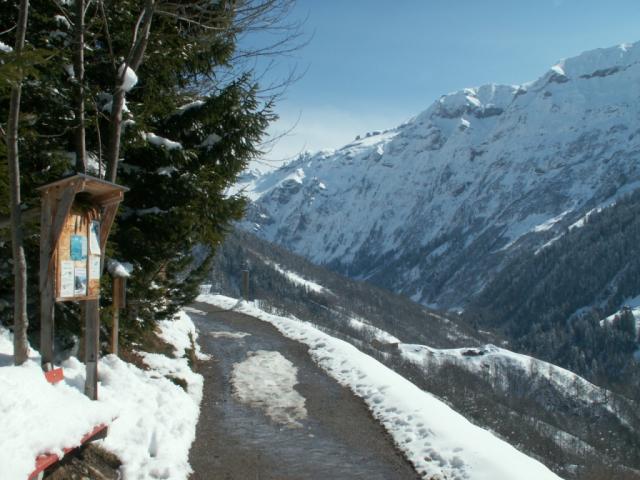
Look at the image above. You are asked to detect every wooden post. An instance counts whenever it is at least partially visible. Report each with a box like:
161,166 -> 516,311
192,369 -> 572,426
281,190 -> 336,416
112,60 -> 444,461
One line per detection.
84,298 -> 99,400
242,269 -> 249,300
111,280 -> 121,356
39,194 -> 54,369
40,183 -> 76,368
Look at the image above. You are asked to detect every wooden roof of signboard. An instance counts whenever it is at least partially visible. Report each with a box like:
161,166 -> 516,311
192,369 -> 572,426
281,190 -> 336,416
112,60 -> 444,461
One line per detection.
37,174 -> 129,205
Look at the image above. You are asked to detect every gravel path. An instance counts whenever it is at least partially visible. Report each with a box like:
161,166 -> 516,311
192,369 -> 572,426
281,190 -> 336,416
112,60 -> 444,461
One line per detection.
188,302 -> 418,480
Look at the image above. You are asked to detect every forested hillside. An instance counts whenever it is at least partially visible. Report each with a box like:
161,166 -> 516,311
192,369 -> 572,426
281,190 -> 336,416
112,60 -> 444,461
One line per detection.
205,229 -> 640,479
204,229 -> 484,348
470,187 -> 640,395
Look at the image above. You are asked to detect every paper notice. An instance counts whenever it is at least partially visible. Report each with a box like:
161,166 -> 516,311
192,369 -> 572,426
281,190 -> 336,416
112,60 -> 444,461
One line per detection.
89,221 -> 101,255
71,235 -> 87,261
74,267 -> 87,296
89,255 -> 101,280
60,260 -> 74,297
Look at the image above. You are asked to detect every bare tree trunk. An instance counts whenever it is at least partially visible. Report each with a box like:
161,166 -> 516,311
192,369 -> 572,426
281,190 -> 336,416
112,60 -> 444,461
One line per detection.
105,0 -> 155,183
74,0 -> 87,173
6,0 -> 31,365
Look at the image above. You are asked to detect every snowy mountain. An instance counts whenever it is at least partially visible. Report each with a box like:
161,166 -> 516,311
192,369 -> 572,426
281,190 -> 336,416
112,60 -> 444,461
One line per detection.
238,41 -> 640,308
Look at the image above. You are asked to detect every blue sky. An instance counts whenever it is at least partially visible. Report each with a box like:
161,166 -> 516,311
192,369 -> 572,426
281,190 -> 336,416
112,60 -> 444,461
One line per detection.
250,0 -> 640,165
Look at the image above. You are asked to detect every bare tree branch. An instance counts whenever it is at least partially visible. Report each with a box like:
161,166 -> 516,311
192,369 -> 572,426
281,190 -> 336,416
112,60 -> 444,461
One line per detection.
73,0 -> 87,173
105,0 -> 156,183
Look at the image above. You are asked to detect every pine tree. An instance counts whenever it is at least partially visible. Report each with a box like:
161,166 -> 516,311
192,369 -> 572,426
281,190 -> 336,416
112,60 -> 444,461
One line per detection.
0,1 -> 296,347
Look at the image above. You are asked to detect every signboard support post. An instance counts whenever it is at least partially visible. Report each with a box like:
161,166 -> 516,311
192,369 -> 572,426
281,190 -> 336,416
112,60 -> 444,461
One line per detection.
84,298 -> 100,399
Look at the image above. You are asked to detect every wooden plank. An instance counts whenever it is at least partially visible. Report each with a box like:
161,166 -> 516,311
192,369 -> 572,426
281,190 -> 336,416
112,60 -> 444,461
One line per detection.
92,190 -> 124,207
39,193 -> 55,367
36,173 -> 128,194
99,203 -> 119,252
111,280 -> 121,356
49,184 -> 78,264
28,424 -> 109,480
84,298 -> 100,400
111,304 -> 119,357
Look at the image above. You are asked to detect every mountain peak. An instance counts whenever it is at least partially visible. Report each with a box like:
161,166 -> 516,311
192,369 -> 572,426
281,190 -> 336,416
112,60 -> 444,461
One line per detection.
240,40 -> 640,307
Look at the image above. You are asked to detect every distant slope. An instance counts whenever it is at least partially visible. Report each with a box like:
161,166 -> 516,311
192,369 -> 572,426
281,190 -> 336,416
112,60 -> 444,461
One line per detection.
237,41 -> 640,309
469,187 -> 640,388
202,230 -> 640,479
203,229 -> 485,349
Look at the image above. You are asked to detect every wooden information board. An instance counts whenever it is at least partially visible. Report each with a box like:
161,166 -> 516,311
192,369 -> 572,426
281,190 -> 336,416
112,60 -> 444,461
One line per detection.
38,174 -> 128,399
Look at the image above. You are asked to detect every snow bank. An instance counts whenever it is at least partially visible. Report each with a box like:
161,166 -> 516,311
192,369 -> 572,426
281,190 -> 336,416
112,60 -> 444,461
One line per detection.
157,310 -> 208,361
231,350 -> 307,427
0,332 -> 113,480
197,294 -> 562,480
0,310 -> 204,480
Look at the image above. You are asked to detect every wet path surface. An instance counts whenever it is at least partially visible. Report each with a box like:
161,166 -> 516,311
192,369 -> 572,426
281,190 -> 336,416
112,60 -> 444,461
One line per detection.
188,301 -> 418,480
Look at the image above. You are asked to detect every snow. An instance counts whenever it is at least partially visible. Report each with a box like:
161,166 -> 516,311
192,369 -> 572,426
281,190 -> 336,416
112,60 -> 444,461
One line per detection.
348,317 -> 400,344
157,166 -> 178,176
0,335 -> 113,480
101,96 -> 130,114
144,132 -> 183,150
201,132 -> 222,148
231,350 -> 307,428
208,330 -> 251,339
533,210 -> 570,232
197,294 -> 562,480
569,207 -> 603,230
157,310 -> 208,361
54,15 -> 71,29
106,258 -> 133,278
601,296 -> 640,335
398,343 -> 615,415
118,64 -> 138,92
0,40 -> 13,53
176,100 -> 205,114
266,261 -> 329,294
0,310 -> 204,480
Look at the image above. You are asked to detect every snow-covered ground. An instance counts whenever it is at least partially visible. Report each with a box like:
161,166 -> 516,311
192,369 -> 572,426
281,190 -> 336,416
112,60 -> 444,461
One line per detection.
348,316 -> 400,344
231,350 -> 307,428
398,343 -> 618,417
0,310 -> 205,480
601,295 -> 640,335
197,294 -> 562,480
265,260 -> 329,294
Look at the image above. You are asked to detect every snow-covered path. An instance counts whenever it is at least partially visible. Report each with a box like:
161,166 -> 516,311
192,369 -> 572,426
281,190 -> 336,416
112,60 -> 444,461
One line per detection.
188,303 -> 418,480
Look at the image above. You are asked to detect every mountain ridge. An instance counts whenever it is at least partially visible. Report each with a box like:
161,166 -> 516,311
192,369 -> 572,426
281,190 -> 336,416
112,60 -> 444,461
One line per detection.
237,40 -> 640,309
